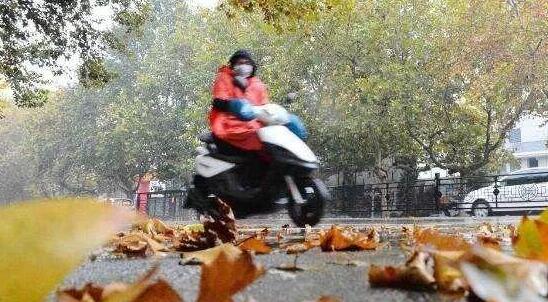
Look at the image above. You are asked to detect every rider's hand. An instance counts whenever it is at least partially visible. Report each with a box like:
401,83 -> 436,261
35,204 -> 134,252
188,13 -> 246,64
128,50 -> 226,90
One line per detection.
229,99 -> 256,121
285,114 -> 308,140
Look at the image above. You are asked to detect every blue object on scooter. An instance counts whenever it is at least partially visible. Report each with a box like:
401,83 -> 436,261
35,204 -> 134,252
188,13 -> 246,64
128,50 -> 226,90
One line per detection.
228,99 -> 256,121
285,114 -> 308,140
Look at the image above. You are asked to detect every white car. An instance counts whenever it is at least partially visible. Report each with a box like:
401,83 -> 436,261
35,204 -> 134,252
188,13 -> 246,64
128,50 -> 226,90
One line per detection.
461,168 -> 548,217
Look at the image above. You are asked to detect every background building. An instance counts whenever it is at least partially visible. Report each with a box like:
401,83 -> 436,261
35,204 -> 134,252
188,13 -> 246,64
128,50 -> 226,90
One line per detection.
504,115 -> 548,172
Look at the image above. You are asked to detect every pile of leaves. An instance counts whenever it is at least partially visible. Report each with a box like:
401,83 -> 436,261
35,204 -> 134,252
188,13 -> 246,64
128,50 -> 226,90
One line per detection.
58,244 -> 265,302
1,196 -> 547,302
0,198 -> 272,302
368,212 -> 548,301
110,198 -> 238,257
110,206 -> 382,259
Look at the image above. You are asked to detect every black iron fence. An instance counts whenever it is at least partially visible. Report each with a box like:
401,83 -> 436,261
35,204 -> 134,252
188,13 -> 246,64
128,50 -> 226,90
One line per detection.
134,171 -> 548,219
136,190 -> 192,220
328,171 -> 548,217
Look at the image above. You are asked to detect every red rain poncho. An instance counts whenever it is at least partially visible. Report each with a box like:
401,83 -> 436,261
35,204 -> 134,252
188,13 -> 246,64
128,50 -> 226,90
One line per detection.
209,65 -> 269,151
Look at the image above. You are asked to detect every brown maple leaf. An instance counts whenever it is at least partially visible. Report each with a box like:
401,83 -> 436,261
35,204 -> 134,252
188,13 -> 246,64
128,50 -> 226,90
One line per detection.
197,249 -> 265,302
135,218 -> 176,237
113,233 -> 168,257
201,198 -> 237,244
57,267 -> 183,302
461,246 -> 548,301
237,236 -> 272,254
368,251 -> 436,290
476,235 -> 502,250
181,243 -> 243,265
320,225 -> 379,252
413,228 -> 470,251
174,230 -> 214,252
432,251 -> 467,294
513,211 -> 548,262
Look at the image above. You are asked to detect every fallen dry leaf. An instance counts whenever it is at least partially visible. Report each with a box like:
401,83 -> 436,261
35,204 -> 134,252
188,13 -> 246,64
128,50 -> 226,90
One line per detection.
135,219 -> 176,238
513,210 -> 548,262
0,198 -> 136,302
58,283 -> 105,302
200,198 -> 237,244
413,228 -> 470,251
285,242 -> 315,254
283,226 -> 322,254
58,267 -> 183,302
433,251 -> 467,294
174,229 -> 214,252
151,219 -> 176,237
174,200 -> 238,252
181,243 -> 243,265
120,279 -> 182,302
477,234 -> 502,250
197,248 -> 265,302
237,236 -> 272,254
368,251 -> 436,290
305,225 -> 321,247
477,222 -> 495,234
113,233 -> 168,257
320,225 -> 379,252
315,296 -> 342,302
460,246 -> 548,302
179,223 -> 205,233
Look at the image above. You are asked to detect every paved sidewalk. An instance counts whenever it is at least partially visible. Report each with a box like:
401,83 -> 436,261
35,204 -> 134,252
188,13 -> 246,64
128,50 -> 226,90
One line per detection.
57,216 -> 520,302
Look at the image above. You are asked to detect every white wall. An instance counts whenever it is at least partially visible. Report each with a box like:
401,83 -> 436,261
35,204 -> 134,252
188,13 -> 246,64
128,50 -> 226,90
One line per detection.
514,116 -> 548,142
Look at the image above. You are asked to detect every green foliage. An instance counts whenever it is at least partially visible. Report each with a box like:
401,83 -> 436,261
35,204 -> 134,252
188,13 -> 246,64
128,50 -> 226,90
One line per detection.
218,0 -> 547,176
79,58 -> 118,88
0,110 -> 35,204
0,0 -> 149,106
0,0 -> 546,201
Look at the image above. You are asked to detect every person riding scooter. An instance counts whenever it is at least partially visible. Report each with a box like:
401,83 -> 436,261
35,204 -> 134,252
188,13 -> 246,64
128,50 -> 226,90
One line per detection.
209,50 -> 307,156
185,49 -> 328,226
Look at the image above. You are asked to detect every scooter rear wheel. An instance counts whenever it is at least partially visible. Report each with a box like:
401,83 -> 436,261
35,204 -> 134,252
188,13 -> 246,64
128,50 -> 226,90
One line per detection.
287,177 -> 329,227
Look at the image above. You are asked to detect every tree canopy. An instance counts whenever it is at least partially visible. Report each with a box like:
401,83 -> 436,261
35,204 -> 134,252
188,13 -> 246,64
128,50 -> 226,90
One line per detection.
0,0 -> 546,201
0,0 -> 149,107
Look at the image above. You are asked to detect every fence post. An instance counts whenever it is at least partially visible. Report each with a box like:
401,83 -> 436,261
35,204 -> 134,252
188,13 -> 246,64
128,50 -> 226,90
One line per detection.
384,183 -> 390,218
405,180 -> 410,216
493,176 -> 500,209
435,173 -> 441,213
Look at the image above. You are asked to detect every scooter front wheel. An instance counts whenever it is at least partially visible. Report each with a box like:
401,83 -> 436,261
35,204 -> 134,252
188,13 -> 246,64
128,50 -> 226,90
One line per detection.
287,177 -> 329,227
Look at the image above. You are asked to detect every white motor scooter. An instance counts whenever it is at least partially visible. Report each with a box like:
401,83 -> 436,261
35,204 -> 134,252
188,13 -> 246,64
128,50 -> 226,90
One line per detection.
185,103 -> 330,227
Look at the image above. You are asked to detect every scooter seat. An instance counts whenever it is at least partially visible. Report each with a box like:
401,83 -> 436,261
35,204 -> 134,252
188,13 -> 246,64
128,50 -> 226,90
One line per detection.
199,132 -> 255,163
210,152 -> 249,164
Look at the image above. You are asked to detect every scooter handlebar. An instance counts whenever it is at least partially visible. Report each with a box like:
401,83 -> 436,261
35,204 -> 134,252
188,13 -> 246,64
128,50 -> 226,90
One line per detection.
253,104 -> 290,125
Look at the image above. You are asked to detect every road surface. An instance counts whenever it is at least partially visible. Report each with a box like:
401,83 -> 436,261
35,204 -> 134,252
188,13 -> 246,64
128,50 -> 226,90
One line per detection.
58,216 -> 520,302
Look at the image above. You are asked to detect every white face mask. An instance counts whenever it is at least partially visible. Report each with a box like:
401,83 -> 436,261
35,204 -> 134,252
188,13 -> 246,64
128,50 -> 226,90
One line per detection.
233,64 -> 253,78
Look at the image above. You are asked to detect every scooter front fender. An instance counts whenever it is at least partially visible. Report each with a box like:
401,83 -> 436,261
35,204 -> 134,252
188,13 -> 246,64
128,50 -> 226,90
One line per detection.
258,125 -> 318,163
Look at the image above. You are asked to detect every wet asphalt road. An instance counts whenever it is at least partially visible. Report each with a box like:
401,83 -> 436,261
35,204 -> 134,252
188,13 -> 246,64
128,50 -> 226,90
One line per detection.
58,216 -> 521,302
